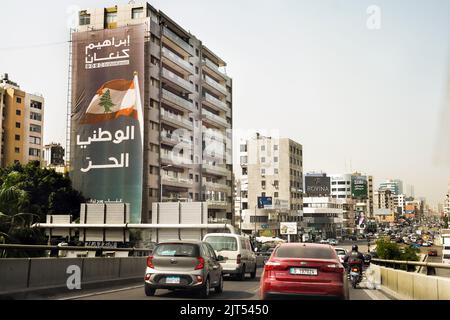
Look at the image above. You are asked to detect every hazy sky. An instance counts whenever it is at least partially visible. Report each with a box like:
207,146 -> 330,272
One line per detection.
0,0 -> 449,207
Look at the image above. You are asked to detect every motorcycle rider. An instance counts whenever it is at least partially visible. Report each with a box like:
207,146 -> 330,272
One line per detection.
343,244 -> 365,276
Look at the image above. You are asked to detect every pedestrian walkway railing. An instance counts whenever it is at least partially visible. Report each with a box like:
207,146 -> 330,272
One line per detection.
371,258 -> 450,275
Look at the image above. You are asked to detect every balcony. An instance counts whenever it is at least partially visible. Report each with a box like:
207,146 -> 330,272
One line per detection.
161,109 -> 193,131
162,28 -> 194,56
203,163 -> 228,176
203,76 -> 227,96
162,47 -> 194,75
203,179 -> 230,192
162,175 -> 193,189
206,200 -> 229,209
202,93 -> 228,113
162,68 -> 194,93
161,89 -> 194,113
202,59 -> 227,80
207,218 -> 232,224
161,152 -> 192,168
202,109 -> 230,129
160,131 -> 191,146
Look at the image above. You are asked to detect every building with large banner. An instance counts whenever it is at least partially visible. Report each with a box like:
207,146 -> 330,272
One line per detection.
69,2 -> 233,224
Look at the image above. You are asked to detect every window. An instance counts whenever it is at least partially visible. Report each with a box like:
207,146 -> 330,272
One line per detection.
274,168 -> 279,174
79,11 -> 91,25
30,112 -> 42,121
15,135 -> 20,141
261,168 -> 266,175
30,100 -> 42,110
132,7 -> 145,19
240,156 -> 248,164
261,157 -> 265,163
274,156 -> 278,163
14,147 -> 20,153
240,144 -> 247,152
15,122 -> 20,128
29,148 -> 41,157
16,97 -> 22,104
16,110 -> 21,116
274,192 -> 279,198
274,180 -> 279,188
261,181 -> 266,189
106,11 -> 117,24
261,145 -> 265,151
30,124 -> 41,133
29,136 -> 41,145
274,145 -> 278,151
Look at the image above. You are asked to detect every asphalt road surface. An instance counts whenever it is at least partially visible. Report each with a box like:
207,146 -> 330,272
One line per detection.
47,269 -> 390,301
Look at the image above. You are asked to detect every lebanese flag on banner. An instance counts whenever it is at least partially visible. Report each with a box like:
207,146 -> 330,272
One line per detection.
81,76 -> 140,125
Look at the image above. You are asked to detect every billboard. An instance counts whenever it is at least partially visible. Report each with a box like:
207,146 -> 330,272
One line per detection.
280,222 -> 297,235
70,25 -> 146,223
351,176 -> 368,199
257,196 -> 273,209
305,175 -> 331,197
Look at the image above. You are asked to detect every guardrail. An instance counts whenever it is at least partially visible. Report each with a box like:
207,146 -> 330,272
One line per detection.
371,258 -> 450,275
0,244 -> 152,256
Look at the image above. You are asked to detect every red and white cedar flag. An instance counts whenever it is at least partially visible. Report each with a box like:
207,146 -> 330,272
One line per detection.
81,75 -> 140,125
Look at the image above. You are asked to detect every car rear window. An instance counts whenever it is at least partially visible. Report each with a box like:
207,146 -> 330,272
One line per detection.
204,236 -> 238,252
275,246 -> 336,259
154,243 -> 199,257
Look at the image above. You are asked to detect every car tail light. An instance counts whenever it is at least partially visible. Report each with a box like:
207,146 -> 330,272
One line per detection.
264,261 -> 287,271
196,275 -> 203,283
146,256 -> 154,269
236,254 -> 241,265
321,264 -> 344,273
351,267 -> 359,272
144,273 -> 151,280
195,257 -> 205,270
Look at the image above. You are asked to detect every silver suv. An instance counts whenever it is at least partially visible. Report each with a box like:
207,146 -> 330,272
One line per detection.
144,240 -> 224,298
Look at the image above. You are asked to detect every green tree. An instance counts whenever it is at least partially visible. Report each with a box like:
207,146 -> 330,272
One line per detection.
99,89 -> 115,113
0,162 -> 85,256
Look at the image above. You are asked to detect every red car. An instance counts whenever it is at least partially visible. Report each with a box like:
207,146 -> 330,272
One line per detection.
428,249 -> 438,257
260,243 -> 349,300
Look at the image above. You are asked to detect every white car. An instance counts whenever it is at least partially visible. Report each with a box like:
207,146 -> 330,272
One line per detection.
203,233 -> 257,280
328,239 -> 338,246
319,239 -> 329,244
335,248 -> 348,263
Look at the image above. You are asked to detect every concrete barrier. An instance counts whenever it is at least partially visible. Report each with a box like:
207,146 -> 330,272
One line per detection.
0,257 -> 147,298
0,259 -> 30,292
377,265 -> 450,300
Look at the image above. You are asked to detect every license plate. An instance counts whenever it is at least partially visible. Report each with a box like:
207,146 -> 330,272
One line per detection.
290,268 -> 317,276
166,276 -> 180,284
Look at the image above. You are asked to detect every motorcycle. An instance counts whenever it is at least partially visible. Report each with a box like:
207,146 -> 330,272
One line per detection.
349,262 -> 362,289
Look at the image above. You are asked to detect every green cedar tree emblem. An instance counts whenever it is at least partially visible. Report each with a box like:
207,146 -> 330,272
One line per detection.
99,89 -> 115,113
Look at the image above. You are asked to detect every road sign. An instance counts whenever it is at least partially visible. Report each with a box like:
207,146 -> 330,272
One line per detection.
280,222 -> 297,235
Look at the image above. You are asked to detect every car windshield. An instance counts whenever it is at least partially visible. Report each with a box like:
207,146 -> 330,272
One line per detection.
154,243 -> 199,257
204,236 -> 238,252
275,245 -> 336,259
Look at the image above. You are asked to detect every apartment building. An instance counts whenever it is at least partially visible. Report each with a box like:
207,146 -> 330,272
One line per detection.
0,73 -> 44,167
239,133 -> 303,236
43,143 -> 65,166
71,2 -> 233,223
303,197 -> 344,240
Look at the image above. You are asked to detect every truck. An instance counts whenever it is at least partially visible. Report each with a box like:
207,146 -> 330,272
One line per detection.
441,229 -> 450,264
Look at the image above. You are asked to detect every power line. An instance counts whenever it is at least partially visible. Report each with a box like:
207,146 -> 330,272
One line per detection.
0,41 -> 70,51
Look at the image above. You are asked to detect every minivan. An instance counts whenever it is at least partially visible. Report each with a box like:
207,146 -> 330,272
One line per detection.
203,233 -> 257,280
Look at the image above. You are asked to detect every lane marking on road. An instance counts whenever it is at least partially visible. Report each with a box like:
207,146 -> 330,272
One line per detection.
58,285 -> 143,300
362,288 -> 389,300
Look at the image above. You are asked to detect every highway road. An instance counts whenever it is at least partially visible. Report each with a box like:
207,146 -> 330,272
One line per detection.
423,245 -> 450,278
47,269 -> 390,301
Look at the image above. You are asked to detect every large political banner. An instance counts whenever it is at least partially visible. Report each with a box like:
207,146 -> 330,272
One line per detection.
70,25 -> 145,223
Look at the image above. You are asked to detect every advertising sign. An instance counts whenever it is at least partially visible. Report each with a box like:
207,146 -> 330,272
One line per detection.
351,176 -> 368,199
258,196 -> 273,209
280,222 -> 298,235
305,175 -> 331,197
70,25 -> 146,223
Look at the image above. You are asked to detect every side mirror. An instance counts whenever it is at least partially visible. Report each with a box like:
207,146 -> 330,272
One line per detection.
217,255 -> 225,261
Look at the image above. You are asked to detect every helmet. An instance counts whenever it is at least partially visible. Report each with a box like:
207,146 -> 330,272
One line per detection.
352,244 -> 359,252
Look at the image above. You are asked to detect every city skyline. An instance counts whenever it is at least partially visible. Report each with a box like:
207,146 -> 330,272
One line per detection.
0,0 -> 449,206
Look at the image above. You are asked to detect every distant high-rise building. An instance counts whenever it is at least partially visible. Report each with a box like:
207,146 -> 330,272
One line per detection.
379,179 -> 403,196
0,73 -> 44,168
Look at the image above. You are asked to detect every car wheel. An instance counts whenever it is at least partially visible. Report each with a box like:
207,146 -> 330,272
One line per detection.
238,265 -> 246,281
250,265 -> 257,279
199,278 -> 210,299
215,275 -> 224,294
144,284 -> 156,297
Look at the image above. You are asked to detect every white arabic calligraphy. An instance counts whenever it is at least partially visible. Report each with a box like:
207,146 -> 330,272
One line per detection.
76,126 -> 136,148
81,153 -> 130,173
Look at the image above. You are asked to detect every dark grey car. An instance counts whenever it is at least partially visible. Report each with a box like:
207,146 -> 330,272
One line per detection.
144,240 -> 224,298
